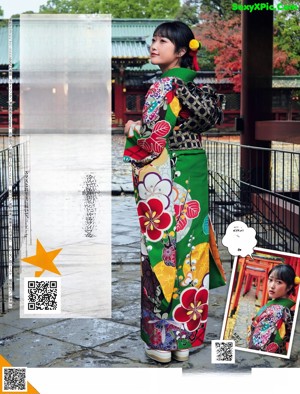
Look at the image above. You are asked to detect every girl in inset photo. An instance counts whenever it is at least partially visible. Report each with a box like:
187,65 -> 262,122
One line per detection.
248,264 -> 300,355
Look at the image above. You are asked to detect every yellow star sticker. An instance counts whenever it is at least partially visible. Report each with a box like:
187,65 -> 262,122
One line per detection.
22,239 -> 62,277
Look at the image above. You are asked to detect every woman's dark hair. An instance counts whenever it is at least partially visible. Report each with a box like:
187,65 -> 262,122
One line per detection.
153,21 -> 195,69
269,264 -> 296,296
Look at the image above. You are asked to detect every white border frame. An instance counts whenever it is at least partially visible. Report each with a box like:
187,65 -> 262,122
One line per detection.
220,247 -> 300,359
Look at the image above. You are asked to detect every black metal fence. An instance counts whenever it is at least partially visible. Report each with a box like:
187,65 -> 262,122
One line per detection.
203,139 -> 300,254
0,142 -> 28,313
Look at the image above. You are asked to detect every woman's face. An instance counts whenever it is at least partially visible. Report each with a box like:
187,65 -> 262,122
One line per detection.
150,35 -> 184,73
268,273 -> 291,299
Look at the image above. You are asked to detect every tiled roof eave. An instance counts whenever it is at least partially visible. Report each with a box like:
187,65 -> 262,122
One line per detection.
272,82 -> 300,88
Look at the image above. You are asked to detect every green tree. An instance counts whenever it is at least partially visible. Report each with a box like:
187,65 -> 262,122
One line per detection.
0,5 -> 5,26
10,11 -> 35,19
176,0 -> 200,25
39,0 -> 87,13
200,0 -> 241,18
147,0 -> 180,19
39,0 -> 180,18
99,0 -> 148,17
273,0 -> 300,73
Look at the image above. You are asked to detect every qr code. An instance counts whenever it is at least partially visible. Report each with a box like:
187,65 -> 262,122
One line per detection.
211,340 -> 235,363
24,277 -> 61,314
2,367 -> 27,392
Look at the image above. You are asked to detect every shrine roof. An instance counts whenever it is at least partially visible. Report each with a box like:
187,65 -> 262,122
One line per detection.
0,19 -> 169,67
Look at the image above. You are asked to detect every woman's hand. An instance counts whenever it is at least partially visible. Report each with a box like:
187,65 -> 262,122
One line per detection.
124,120 -> 141,136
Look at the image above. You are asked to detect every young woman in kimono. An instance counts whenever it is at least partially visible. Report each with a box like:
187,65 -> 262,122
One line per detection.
123,21 -> 226,363
248,264 -> 300,355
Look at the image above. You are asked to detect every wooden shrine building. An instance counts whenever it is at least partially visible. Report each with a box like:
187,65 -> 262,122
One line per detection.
0,18 -> 299,132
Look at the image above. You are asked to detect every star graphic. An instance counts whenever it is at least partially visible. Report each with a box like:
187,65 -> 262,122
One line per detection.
22,239 -> 62,277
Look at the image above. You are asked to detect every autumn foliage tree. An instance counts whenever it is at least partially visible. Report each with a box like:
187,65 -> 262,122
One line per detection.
195,10 -> 299,92
195,12 -> 241,91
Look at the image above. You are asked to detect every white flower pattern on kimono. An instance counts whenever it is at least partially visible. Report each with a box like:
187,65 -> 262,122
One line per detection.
138,172 -> 172,209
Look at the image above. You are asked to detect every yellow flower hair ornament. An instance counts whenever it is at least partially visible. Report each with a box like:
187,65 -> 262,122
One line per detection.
189,39 -> 201,51
295,276 -> 300,285
188,39 -> 201,71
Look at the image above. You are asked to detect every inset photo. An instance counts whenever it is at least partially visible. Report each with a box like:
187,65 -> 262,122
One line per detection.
221,247 -> 300,358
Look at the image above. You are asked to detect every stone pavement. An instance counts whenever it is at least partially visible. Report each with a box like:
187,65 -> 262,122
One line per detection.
1,195 -> 300,373
1,192 -> 230,371
1,134 -> 300,374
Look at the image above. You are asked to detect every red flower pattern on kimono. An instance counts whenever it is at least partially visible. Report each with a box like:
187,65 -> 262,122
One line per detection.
137,120 -> 171,155
174,200 -> 200,232
137,198 -> 172,241
173,287 -> 208,332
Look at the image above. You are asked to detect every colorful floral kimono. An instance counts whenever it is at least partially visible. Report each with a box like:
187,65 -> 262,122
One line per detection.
248,298 -> 295,354
123,68 -> 226,351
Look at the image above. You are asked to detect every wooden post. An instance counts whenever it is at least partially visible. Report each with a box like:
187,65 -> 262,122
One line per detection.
240,1 -> 273,202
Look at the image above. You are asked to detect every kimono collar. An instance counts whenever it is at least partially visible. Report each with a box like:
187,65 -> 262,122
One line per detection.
255,297 -> 295,319
265,297 -> 295,309
161,67 -> 196,83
